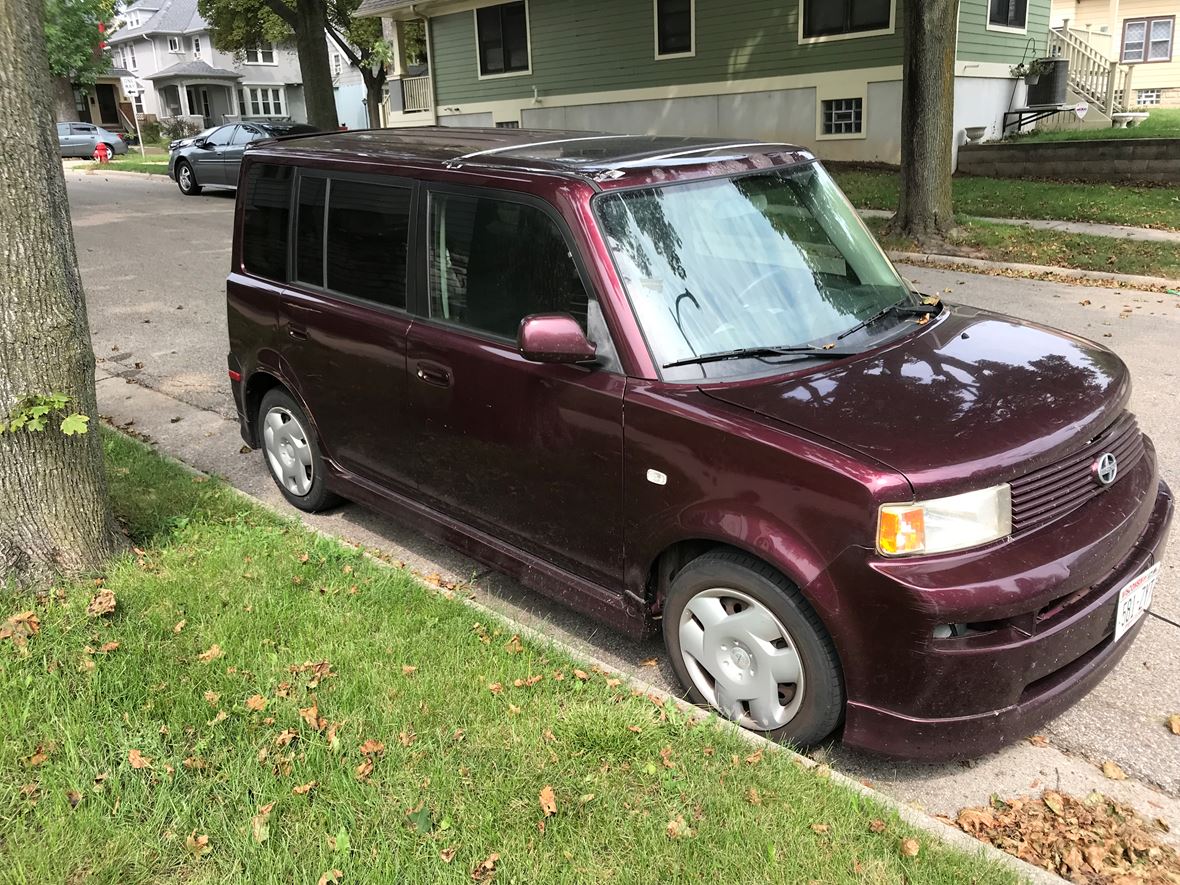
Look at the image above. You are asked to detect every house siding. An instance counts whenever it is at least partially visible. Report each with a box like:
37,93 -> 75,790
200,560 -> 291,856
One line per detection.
1051,0 -> 1180,96
957,0 -> 1054,64
430,0 -> 905,106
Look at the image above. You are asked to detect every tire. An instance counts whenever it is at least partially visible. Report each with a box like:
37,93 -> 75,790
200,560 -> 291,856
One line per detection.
662,549 -> 844,747
176,161 -> 201,195
102,143 -> 117,159
257,388 -> 342,512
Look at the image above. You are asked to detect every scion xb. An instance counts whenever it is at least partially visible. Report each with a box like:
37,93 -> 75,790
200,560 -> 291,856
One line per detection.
225,128 -> 1172,759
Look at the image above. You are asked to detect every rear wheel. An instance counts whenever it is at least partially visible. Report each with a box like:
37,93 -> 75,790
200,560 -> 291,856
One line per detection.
258,388 -> 341,512
176,161 -> 201,195
662,549 -> 844,746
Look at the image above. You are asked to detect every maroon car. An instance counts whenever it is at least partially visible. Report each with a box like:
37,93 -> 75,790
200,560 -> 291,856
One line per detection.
225,128 -> 1172,759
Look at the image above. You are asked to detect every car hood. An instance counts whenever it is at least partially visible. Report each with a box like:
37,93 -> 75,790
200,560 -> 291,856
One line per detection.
699,304 -> 1130,494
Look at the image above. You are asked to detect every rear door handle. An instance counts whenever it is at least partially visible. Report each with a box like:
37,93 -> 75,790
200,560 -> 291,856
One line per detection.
415,361 -> 452,388
288,324 -> 308,341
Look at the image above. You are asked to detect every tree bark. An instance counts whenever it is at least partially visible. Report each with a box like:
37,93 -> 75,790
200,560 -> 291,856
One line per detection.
888,0 -> 960,244
0,0 -> 120,587
293,0 -> 339,129
363,71 -> 386,129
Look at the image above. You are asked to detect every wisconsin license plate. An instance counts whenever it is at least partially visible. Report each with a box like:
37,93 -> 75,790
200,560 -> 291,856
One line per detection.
1114,562 -> 1160,643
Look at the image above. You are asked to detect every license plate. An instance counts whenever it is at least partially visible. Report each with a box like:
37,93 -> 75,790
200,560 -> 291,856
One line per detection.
1114,562 -> 1160,643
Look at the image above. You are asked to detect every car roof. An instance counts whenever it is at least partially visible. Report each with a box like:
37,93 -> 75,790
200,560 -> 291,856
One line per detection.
248,127 -> 816,188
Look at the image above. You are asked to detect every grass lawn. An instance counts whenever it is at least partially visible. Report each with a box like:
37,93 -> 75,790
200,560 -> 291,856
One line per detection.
105,154 -> 171,175
1001,107 -> 1180,143
834,169 -> 1180,231
867,216 -> 1180,280
0,431 -> 1015,884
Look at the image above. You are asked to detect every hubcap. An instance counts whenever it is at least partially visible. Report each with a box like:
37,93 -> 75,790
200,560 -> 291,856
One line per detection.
180,166 -> 191,189
678,588 -> 805,731
262,407 -> 313,497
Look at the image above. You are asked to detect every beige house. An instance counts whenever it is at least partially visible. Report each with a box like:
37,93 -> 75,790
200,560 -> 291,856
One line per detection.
1051,0 -> 1178,106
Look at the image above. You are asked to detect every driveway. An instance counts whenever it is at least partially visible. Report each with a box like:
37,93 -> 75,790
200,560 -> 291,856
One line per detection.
69,169 -> 1180,836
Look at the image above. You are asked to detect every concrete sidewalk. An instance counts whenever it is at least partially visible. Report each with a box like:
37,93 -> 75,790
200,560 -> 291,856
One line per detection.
859,207 -> 1180,244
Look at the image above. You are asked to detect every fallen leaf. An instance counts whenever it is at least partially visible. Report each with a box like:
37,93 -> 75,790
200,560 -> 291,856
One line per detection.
542,728 -> 555,742
605,678 -> 621,688
197,644 -> 222,663
900,838 -> 920,857
355,758 -> 374,781
27,747 -> 48,767
747,788 -> 762,806
471,852 -> 499,882
573,669 -> 589,681
99,641 -> 119,653
361,739 -> 386,755
869,819 -> 886,833
504,634 -> 524,654
172,620 -> 186,634
0,611 -> 42,646
1044,791 -> 1065,816
245,694 -> 267,712
316,870 -> 343,885
183,756 -> 207,770
67,789 -> 82,808
203,690 -> 220,706
1102,760 -> 1128,780
401,665 -> 417,676
626,725 -> 641,734
292,781 -> 316,795
640,658 -> 658,668
539,785 -> 557,817
1027,734 -> 1049,747
185,831 -> 211,858
274,729 -> 298,748
440,847 -> 457,863
300,704 -> 326,731
659,746 -> 676,769
666,815 -> 692,839
252,802 -> 275,842
86,590 -> 116,618
128,749 -> 152,769
811,823 -> 830,834
1166,713 -> 1180,736
745,748 -> 763,765
487,682 -> 503,695
507,704 -> 521,715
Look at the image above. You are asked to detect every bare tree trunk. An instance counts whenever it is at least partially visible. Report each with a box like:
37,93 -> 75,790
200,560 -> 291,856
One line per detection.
363,71 -> 386,129
888,0 -> 960,245
0,0 -> 120,587
295,0 -> 339,129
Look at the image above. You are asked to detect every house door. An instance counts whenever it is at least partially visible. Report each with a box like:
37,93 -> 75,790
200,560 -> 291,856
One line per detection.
96,84 -> 119,125
186,87 -> 212,122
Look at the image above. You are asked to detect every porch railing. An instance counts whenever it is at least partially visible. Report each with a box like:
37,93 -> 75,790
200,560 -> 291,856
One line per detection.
1049,23 -> 1135,115
401,75 -> 432,113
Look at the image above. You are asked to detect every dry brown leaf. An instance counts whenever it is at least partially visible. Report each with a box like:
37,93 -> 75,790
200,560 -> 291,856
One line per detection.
172,620 -> 186,634
274,729 -> 298,748
440,847 -> 457,863
292,781 -> 316,795
99,641 -> 119,653
128,749 -> 152,769
1166,713 -> 1180,736
539,784 -> 557,817
659,746 -> 676,769
185,831 -> 211,858
197,644 -> 222,663
640,658 -> 658,668
745,748 -> 763,765
487,682 -> 503,695
626,725 -> 641,734
300,704 -> 326,731
183,756 -> 207,770
811,823 -> 830,834
1102,760 -> 1128,780
26,747 -> 48,767
245,694 -> 267,712
471,853 -> 499,882
507,704 -> 521,715
203,690 -> 219,706
542,728 -> 555,742
316,870 -> 343,885
66,789 -> 81,808
1027,734 -> 1049,747
1044,791 -> 1065,816
573,669 -> 589,681
360,739 -> 386,755
355,758 -> 374,781
252,801 -> 275,843
207,709 -> 227,726
401,665 -> 417,676
504,634 -> 524,654
869,819 -> 886,833
900,838 -> 920,857
605,677 -> 622,688
746,788 -> 762,806
0,611 -> 41,646
666,815 -> 692,839
86,590 -> 116,618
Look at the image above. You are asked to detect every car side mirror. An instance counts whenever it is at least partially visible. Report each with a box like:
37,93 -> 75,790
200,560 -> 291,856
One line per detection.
195,138 -> 210,148
518,313 -> 597,364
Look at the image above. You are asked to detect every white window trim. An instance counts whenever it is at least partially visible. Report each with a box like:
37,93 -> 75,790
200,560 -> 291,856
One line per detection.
986,0 -> 1028,34
815,85 -> 869,140
193,36 -> 202,55
167,36 -> 181,52
797,0 -> 896,45
243,84 -> 286,116
474,0 -> 533,81
653,0 -> 695,60
245,43 -> 279,66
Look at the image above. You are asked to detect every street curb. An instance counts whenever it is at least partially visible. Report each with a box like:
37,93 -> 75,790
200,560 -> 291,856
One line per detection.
110,426 -> 1061,884
890,251 -> 1180,291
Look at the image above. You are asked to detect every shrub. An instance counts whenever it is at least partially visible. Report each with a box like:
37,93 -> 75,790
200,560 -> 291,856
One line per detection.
138,120 -> 162,144
159,117 -> 203,142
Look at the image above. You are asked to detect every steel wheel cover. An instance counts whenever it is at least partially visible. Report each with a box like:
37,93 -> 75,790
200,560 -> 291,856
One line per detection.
263,406 -> 313,497
678,587 -> 805,731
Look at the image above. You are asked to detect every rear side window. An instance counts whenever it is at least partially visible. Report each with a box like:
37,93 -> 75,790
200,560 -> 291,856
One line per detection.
428,193 -> 588,339
326,180 -> 411,308
241,163 -> 293,281
295,176 -> 326,286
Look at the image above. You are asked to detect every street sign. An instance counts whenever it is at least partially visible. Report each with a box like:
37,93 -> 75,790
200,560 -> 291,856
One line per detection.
121,76 -> 141,96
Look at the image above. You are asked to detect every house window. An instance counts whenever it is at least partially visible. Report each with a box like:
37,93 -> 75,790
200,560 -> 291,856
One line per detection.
1137,88 -> 1162,105
133,94 -> 144,114
128,43 -> 136,67
245,87 -> 284,116
1122,17 -> 1174,63
655,0 -> 694,57
988,0 -> 1028,30
475,2 -> 529,76
245,43 -> 277,64
193,36 -> 202,55
333,53 -> 342,75
822,98 -> 863,135
495,120 -> 520,128
801,0 -> 892,39
168,36 -> 180,52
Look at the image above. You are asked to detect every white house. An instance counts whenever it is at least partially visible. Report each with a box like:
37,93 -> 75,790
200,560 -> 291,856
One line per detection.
107,0 -> 308,126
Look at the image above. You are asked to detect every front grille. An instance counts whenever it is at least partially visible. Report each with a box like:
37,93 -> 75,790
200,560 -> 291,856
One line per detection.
1009,412 -> 1144,534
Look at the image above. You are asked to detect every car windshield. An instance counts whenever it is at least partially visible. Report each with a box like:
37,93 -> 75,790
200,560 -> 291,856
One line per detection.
595,163 -> 914,378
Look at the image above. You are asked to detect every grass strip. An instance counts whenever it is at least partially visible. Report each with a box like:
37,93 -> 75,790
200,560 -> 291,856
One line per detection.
867,216 -> 1180,281
834,169 -> 1180,231
0,430 -> 1017,884
998,108 -> 1180,144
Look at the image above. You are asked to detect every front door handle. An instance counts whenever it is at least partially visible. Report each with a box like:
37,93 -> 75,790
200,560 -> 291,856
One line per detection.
415,361 -> 452,388
288,324 -> 308,341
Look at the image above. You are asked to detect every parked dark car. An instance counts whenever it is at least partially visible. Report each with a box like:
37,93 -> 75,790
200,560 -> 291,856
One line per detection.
225,128 -> 1172,760
57,122 -> 128,158
169,121 -> 317,195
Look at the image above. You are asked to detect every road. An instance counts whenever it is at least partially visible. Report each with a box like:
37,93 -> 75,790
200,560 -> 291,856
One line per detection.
69,168 -> 1180,834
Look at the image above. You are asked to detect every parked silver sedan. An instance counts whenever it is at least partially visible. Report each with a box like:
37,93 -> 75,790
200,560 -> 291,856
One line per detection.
169,121 -> 318,195
57,122 -> 128,158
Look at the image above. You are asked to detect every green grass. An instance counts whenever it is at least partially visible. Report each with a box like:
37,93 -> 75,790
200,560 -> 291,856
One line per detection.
868,216 -> 1180,280
105,154 -> 171,175
833,169 -> 1180,230
1001,107 -> 1180,143
0,431 -> 1016,884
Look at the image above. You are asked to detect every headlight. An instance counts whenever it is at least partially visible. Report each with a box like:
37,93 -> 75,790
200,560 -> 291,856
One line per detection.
877,484 -> 1012,556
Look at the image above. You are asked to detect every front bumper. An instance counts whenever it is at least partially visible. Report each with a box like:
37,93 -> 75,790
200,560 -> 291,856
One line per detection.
815,442 -> 1172,760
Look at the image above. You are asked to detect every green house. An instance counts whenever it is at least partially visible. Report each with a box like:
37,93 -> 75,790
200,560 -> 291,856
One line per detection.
358,0 -> 1053,165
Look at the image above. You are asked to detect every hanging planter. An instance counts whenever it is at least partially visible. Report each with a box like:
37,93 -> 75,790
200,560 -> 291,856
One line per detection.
1012,58 -> 1070,105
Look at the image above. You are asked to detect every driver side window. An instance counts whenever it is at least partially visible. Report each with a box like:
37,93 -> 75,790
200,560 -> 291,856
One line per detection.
207,126 -> 236,146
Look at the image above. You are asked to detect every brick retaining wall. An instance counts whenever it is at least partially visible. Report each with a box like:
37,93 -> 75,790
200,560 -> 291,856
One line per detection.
958,139 -> 1180,184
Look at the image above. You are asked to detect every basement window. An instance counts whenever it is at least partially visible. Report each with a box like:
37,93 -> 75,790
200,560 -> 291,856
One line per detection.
1137,88 -> 1162,106
822,98 -> 863,135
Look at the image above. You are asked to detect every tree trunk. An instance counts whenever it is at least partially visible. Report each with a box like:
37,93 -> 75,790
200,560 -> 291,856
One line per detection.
295,0 -> 339,129
0,0 -> 120,587
363,70 -> 386,129
888,0 -> 960,244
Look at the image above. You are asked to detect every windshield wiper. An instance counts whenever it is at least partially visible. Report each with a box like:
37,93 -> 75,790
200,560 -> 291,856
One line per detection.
836,297 -> 941,342
662,344 -> 861,370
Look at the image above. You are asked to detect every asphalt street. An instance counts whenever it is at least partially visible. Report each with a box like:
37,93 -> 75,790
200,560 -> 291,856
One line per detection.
68,168 -> 1180,833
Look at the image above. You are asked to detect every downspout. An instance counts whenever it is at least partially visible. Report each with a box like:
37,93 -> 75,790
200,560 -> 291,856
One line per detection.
411,4 -> 439,125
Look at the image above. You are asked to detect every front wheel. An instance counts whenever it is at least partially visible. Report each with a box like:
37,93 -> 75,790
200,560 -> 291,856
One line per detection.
662,549 -> 844,746
258,388 -> 341,512
176,161 -> 201,195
